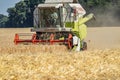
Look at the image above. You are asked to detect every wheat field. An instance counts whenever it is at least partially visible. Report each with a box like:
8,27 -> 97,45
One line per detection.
0,28 -> 120,80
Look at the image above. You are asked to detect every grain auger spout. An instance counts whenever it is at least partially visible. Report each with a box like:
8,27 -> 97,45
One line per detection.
14,0 -> 94,51
79,13 -> 94,25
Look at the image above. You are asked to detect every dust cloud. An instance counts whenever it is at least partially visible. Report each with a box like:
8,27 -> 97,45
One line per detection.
86,4 -> 120,27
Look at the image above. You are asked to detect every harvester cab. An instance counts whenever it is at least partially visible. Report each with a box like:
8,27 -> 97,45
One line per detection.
14,0 -> 94,51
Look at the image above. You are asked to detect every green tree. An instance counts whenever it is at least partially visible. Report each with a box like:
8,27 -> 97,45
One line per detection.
7,1 -> 27,27
0,14 -> 8,27
7,0 -> 44,27
79,0 -> 112,7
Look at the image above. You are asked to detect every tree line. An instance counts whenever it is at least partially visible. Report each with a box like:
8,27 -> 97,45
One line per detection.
0,0 -> 119,27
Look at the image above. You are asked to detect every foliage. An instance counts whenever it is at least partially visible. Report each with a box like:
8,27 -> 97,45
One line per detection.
0,14 -> 8,27
7,1 -> 27,27
6,0 -> 44,27
79,0 -> 118,7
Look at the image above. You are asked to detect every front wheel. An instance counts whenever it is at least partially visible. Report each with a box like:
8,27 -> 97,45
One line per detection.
81,42 -> 87,51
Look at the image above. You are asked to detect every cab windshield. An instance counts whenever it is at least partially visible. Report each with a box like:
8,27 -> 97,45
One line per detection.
40,8 -> 61,28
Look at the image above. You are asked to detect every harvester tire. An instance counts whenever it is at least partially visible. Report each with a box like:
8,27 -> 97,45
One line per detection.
82,42 -> 87,51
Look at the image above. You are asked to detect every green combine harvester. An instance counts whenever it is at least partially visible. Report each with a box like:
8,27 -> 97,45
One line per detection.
14,0 -> 94,51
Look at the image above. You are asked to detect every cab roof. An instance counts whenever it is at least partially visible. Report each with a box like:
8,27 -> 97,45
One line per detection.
45,0 -> 78,3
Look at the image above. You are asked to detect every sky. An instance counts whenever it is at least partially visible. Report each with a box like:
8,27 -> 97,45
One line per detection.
0,0 -> 21,16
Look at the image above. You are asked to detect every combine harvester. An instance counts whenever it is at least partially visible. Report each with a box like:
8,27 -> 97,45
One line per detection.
14,0 -> 94,51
